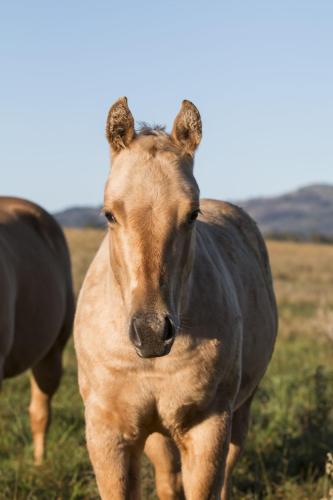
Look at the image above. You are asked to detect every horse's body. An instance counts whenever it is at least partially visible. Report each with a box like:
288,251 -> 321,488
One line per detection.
75,98 -> 277,499
0,197 -> 74,463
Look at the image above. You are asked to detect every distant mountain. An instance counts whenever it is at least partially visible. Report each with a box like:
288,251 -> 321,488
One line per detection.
54,184 -> 333,239
54,205 -> 105,228
240,184 -> 333,238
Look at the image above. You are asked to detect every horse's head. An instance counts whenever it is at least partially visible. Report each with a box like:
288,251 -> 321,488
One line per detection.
104,97 -> 202,358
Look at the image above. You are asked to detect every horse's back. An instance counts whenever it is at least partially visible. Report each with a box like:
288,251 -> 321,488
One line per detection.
199,198 -> 275,301
0,197 -> 74,378
0,196 -> 69,258
198,199 -> 278,405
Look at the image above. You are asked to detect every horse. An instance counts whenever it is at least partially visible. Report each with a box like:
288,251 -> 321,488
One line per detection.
0,197 -> 74,464
74,97 -> 278,499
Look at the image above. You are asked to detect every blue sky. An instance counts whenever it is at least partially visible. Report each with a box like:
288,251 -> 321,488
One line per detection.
1,1 -> 332,211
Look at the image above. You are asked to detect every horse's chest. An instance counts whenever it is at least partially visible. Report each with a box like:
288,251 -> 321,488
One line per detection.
102,341 -> 227,435
82,332 -> 240,440
155,349 -> 226,429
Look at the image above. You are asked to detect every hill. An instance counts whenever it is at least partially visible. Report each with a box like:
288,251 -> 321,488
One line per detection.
54,205 -> 105,229
240,184 -> 333,239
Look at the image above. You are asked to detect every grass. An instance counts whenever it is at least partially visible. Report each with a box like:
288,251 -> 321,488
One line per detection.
0,231 -> 332,499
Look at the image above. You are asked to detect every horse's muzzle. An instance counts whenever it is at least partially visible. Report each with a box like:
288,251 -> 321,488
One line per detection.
129,313 -> 176,358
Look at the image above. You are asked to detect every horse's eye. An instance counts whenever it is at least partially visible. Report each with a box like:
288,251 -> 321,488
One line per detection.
188,209 -> 200,224
105,211 -> 117,224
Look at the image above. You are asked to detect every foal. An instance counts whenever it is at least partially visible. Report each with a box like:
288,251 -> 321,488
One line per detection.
75,98 -> 277,499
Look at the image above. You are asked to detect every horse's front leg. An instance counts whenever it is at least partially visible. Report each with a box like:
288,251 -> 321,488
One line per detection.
178,410 -> 232,500
85,408 -> 142,500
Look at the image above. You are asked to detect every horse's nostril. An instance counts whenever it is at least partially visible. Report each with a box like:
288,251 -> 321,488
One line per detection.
131,319 -> 143,347
163,316 -> 175,343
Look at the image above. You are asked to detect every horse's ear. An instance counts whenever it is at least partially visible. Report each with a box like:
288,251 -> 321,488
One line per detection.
171,100 -> 202,155
106,97 -> 135,153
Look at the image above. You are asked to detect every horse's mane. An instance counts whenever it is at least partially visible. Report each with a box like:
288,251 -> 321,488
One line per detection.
136,122 -> 167,137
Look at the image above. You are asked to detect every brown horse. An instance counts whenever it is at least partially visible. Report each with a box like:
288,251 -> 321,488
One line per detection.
0,197 -> 74,464
74,98 -> 278,499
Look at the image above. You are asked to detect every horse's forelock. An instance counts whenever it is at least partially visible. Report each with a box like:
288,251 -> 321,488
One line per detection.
136,122 -> 167,136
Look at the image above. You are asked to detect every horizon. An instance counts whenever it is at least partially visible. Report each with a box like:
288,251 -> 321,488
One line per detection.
1,1 -> 332,212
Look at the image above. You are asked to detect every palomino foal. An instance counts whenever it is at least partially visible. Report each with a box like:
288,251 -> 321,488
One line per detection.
0,197 -> 74,464
75,98 -> 277,499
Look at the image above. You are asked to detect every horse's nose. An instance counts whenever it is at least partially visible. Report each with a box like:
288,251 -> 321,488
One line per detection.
129,314 -> 176,358
163,316 -> 176,343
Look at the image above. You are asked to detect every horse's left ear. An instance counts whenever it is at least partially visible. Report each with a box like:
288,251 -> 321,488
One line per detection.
106,97 -> 135,153
171,100 -> 202,155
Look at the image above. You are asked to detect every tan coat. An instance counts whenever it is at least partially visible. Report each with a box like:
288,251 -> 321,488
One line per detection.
75,98 -> 277,499
0,197 -> 74,463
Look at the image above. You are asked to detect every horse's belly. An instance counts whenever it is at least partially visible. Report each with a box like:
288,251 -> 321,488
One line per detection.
3,323 -> 60,378
2,293 -> 65,378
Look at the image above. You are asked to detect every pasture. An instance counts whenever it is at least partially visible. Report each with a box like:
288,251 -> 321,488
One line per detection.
0,229 -> 332,499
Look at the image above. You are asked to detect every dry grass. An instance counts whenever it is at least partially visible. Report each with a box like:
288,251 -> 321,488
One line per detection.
65,229 -> 104,295
268,241 -> 333,342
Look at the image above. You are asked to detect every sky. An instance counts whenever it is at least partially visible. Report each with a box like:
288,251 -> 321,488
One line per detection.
1,1 -> 332,211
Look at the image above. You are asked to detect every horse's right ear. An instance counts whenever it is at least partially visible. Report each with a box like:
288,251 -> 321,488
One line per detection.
106,97 -> 135,153
171,100 -> 202,156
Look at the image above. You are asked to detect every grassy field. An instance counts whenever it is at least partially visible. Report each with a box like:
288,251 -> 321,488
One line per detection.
0,230 -> 332,499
